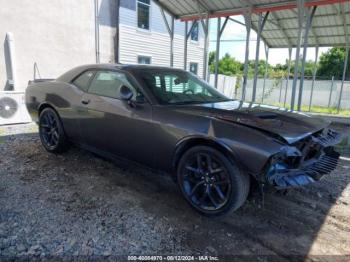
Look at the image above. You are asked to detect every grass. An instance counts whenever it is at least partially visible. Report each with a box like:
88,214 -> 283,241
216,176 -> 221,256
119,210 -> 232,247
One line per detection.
271,103 -> 350,117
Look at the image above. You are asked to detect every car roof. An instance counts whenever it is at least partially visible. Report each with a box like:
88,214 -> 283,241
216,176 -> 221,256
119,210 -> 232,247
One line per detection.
56,63 -> 188,84
81,63 -> 185,71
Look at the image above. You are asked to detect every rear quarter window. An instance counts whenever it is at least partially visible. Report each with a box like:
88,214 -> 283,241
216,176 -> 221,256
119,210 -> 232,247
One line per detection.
72,71 -> 95,91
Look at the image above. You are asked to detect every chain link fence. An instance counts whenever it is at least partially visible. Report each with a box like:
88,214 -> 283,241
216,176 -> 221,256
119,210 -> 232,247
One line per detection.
209,74 -> 350,113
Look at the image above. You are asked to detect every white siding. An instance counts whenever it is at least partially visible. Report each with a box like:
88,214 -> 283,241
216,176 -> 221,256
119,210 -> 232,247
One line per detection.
119,0 -> 205,77
119,24 -> 205,77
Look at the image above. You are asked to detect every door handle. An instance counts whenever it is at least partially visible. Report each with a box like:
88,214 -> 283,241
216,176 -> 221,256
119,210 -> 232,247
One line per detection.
81,99 -> 90,105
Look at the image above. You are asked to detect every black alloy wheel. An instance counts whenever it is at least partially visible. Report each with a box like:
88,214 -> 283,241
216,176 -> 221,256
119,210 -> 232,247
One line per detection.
39,107 -> 69,153
177,146 -> 250,216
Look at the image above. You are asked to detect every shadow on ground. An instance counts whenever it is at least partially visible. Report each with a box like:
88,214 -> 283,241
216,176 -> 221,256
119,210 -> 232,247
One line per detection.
0,126 -> 349,260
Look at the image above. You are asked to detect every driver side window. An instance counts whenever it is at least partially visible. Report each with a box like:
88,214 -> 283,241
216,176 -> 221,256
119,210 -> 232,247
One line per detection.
88,70 -> 139,100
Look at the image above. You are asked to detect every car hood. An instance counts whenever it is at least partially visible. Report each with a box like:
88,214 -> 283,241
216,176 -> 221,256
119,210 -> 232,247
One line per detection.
176,101 -> 330,144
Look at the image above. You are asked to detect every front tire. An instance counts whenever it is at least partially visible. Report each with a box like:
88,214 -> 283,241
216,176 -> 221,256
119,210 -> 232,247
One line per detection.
177,146 -> 250,216
39,107 -> 69,153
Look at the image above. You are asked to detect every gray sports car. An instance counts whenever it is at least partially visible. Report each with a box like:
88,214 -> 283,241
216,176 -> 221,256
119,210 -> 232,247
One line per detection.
25,64 -> 341,216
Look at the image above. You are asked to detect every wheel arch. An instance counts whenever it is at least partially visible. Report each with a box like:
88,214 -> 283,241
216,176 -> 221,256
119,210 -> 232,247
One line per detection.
172,136 -> 242,176
38,102 -> 59,116
37,102 -> 68,136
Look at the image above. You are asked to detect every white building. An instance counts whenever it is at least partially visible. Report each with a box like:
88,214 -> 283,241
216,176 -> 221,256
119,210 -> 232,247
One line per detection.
118,0 -> 205,76
0,0 -> 205,92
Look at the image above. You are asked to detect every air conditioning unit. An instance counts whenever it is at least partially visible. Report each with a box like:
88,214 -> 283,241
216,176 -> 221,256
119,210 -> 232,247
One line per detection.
0,91 -> 31,125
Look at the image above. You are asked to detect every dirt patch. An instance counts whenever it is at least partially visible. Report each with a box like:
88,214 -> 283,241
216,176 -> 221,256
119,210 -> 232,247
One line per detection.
0,123 -> 349,259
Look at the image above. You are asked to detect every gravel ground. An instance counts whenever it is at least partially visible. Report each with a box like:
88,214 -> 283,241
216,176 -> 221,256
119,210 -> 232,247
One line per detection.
0,123 -> 350,260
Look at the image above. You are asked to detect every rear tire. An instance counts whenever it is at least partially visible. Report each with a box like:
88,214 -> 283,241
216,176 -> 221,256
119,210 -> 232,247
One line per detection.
177,146 -> 250,216
39,107 -> 69,153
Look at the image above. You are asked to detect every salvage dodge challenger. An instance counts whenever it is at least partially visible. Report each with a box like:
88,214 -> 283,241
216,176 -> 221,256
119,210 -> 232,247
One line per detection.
25,64 -> 341,216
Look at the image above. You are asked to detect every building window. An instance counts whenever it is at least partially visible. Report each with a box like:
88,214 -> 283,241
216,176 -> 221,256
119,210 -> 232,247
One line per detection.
137,0 -> 150,30
190,21 -> 199,41
138,55 -> 151,64
190,62 -> 198,75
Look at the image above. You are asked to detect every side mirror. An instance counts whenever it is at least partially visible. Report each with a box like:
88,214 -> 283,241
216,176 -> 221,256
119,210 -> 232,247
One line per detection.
120,85 -> 133,101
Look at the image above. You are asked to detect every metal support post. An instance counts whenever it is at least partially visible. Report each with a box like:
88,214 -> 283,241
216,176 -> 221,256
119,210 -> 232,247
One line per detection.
170,17 -> 174,67
184,22 -> 188,70
278,79 -> 283,103
262,45 -> 269,103
337,5 -> 349,113
214,17 -> 221,88
328,76 -> 335,108
160,9 -> 174,67
284,47 -> 293,107
184,21 -> 197,71
252,12 -> 269,102
214,17 -> 229,88
202,16 -> 210,80
291,0 -> 305,110
242,9 -> 252,101
337,45 -> 349,112
297,6 -> 317,111
308,46 -> 319,111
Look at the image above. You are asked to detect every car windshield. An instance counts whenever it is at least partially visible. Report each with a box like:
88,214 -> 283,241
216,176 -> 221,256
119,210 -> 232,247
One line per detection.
135,69 -> 231,105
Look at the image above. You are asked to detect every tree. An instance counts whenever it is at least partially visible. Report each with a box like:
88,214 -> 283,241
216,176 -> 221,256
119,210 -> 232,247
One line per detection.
208,51 -> 215,71
303,60 -> 316,78
247,60 -> 271,78
209,53 -> 242,76
207,47 -> 350,80
271,59 -> 315,78
317,47 -> 350,79
218,53 -> 242,76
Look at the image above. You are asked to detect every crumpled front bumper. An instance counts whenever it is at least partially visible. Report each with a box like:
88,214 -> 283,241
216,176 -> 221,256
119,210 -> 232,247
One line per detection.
267,129 -> 342,189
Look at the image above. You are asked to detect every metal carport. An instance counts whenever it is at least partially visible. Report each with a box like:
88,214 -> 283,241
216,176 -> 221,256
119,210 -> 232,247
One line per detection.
149,0 -> 350,112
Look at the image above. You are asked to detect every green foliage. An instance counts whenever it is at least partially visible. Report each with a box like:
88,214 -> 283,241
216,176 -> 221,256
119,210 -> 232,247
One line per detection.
318,47 -> 350,79
235,74 -> 242,90
208,47 -> 348,80
283,60 -> 316,78
208,51 -> 215,68
247,59 -> 271,77
209,53 -> 242,76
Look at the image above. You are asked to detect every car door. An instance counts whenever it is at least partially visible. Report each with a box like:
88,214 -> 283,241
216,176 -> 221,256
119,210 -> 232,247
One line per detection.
63,70 -> 96,142
78,69 -> 155,167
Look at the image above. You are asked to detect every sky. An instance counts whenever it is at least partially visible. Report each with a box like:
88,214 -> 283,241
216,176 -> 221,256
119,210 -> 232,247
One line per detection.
208,16 -> 330,66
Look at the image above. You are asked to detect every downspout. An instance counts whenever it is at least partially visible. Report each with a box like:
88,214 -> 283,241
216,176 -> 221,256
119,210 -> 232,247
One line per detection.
95,0 -> 100,63
5,32 -> 17,90
114,0 -> 120,63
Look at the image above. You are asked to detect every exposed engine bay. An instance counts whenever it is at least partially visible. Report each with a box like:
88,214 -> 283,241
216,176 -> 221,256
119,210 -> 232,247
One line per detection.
266,129 -> 341,189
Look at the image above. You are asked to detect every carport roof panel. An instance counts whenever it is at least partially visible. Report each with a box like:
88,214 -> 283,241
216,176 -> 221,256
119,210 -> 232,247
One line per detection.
155,0 -> 350,48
